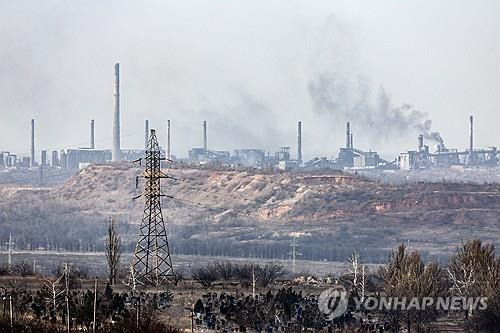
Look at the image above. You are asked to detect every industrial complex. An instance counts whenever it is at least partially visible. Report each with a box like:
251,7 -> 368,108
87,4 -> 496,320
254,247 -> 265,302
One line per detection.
0,64 -> 497,173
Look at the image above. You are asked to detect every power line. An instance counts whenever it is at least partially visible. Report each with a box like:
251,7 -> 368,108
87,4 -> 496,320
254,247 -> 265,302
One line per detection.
2,131 -> 143,157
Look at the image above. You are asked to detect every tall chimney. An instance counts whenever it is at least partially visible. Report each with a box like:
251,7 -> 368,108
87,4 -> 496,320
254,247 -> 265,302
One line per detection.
350,133 -> 353,149
30,119 -> 35,166
469,115 -> 474,165
418,134 -> 424,151
145,119 -> 149,150
297,121 -> 302,164
112,63 -> 121,162
203,120 -> 207,152
167,119 -> 171,159
90,119 -> 95,149
346,122 -> 350,149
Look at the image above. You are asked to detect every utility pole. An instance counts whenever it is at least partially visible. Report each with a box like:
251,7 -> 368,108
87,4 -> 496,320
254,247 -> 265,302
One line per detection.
288,236 -> 302,272
93,277 -> 97,333
131,129 -> 175,285
5,234 -> 14,271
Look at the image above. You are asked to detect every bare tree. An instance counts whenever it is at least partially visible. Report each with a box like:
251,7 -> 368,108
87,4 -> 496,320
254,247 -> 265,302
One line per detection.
447,240 -> 494,299
172,266 -> 185,286
448,239 -> 500,331
192,266 -> 219,288
42,273 -> 65,323
360,264 -> 368,302
252,265 -> 257,298
348,251 -> 360,291
64,263 -> 70,333
105,217 -> 121,285
215,262 -> 234,281
256,263 -> 287,287
379,244 -> 447,333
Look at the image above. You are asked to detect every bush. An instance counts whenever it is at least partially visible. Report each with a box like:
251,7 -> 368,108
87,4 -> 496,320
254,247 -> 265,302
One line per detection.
257,263 -> 287,286
0,262 -> 10,276
233,264 -> 253,287
191,265 -> 219,288
171,266 -> 185,286
215,262 -> 234,280
12,262 -> 34,277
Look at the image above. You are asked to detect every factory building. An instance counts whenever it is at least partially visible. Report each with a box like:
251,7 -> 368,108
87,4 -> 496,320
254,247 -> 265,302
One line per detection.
233,149 -> 266,168
64,149 -> 112,169
397,116 -> 498,170
51,151 -> 59,167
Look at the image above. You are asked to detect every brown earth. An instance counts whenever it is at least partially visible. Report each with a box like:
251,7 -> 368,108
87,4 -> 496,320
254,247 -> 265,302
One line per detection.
0,162 -> 499,264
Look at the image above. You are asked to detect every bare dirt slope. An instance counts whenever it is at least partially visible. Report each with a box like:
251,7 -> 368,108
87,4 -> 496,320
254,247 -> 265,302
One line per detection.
1,162 -> 499,263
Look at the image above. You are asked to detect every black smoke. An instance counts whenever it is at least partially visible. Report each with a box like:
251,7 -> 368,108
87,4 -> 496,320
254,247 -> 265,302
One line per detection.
308,73 -> 443,144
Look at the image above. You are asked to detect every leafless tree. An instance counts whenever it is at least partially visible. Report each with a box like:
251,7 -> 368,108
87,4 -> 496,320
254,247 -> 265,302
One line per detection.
215,262 -> 234,280
379,244 -> 447,333
256,263 -> 287,287
252,265 -> 257,298
171,266 -> 185,286
447,240 -> 494,298
448,239 -> 500,331
348,251 -> 360,291
64,263 -> 70,333
105,217 -> 121,285
360,264 -> 368,302
192,266 -> 219,288
42,273 -> 65,323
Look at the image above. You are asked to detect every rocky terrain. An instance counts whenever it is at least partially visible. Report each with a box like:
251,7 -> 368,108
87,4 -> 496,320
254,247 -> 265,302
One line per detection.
1,162 -> 499,264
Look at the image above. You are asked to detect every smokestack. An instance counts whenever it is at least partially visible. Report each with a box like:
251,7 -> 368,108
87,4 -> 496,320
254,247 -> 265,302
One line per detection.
90,119 -> 95,149
350,133 -> 353,149
469,115 -> 474,165
297,121 -> 302,164
203,120 -> 207,152
145,119 -> 149,150
112,63 -> 121,162
167,120 -> 171,159
418,134 -> 424,151
30,119 -> 35,166
346,122 -> 350,149
41,150 -> 47,166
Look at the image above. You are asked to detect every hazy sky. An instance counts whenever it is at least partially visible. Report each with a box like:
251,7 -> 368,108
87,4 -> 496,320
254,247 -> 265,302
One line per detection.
1,0 -> 499,160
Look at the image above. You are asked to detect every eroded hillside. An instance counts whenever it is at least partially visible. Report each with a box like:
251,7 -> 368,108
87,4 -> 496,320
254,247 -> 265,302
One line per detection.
1,162 -> 499,263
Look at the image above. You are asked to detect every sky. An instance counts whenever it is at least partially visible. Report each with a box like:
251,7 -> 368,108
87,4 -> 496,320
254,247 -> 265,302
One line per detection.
0,0 -> 499,160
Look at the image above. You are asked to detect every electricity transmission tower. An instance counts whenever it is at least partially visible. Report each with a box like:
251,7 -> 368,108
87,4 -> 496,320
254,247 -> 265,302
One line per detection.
131,129 -> 174,286
288,235 -> 302,272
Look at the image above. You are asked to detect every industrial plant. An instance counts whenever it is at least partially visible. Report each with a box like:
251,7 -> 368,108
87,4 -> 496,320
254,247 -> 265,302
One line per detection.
0,63 -> 497,174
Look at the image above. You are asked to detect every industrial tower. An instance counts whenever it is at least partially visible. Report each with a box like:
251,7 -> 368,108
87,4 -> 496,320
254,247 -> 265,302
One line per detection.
131,129 -> 174,285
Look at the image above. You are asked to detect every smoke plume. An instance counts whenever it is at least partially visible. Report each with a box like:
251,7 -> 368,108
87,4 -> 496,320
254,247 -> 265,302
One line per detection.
308,73 -> 443,144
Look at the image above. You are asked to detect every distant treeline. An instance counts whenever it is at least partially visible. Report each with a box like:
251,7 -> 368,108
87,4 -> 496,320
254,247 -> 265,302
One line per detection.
2,226 -> 441,265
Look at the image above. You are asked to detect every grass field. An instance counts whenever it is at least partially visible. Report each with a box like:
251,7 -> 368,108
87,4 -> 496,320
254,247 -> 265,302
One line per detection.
0,250 -> 373,278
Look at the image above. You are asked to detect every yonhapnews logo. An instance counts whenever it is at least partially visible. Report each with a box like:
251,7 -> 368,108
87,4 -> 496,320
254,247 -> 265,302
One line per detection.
318,286 -> 348,320
318,288 -> 488,319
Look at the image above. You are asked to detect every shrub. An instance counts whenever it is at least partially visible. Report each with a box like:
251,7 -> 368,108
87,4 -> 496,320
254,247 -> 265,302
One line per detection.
191,265 -> 219,288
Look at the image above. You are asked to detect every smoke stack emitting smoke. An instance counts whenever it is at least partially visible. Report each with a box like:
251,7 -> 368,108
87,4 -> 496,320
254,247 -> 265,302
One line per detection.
308,73 -> 444,146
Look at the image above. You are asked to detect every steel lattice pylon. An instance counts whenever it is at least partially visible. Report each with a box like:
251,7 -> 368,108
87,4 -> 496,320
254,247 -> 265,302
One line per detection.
131,129 -> 173,286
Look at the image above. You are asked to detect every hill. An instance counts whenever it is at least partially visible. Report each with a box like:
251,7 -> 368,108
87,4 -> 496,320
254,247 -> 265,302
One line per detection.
1,162 -> 499,264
